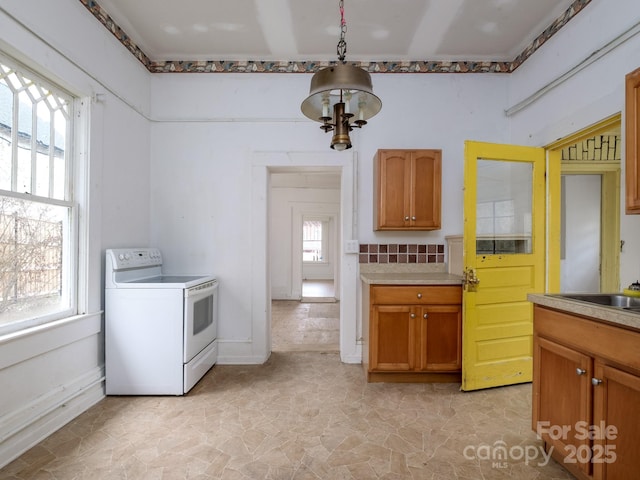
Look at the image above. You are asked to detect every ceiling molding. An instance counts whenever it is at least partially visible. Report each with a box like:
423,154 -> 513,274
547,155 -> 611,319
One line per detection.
78,0 -> 592,74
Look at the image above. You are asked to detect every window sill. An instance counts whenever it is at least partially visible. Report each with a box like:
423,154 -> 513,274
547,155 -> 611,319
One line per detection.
0,312 -> 103,370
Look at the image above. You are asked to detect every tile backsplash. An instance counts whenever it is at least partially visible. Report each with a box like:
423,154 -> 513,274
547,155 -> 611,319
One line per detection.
359,243 -> 445,264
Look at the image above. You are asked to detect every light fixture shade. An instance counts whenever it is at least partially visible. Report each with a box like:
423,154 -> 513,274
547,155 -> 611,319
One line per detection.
301,63 -> 382,123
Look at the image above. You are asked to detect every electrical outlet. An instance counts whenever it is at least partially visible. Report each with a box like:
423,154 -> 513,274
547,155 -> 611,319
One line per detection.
345,240 -> 359,253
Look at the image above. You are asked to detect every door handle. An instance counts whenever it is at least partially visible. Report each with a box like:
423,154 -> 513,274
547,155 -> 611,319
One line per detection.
462,268 -> 480,292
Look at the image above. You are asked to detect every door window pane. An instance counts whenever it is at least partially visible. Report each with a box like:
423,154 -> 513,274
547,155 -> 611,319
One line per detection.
476,159 -> 533,254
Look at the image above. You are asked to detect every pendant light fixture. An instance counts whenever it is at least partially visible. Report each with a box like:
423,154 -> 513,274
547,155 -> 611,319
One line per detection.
300,0 -> 382,151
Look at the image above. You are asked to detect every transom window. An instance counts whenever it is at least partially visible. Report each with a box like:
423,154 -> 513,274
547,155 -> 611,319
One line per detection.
0,53 -> 76,334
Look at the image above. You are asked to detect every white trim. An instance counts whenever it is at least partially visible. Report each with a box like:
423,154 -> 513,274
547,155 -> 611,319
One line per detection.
250,151 -> 361,364
0,367 -> 104,469
0,312 -> 102,370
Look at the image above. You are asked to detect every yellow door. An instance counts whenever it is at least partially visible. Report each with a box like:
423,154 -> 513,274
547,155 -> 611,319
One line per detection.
462,141 -> 545,391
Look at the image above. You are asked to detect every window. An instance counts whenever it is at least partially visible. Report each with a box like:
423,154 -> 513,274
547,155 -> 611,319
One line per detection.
0,53 -> 77,334
302,218 -> 329,263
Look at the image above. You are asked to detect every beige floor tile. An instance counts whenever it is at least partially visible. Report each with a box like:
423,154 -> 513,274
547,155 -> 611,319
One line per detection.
1,352 -> 577,479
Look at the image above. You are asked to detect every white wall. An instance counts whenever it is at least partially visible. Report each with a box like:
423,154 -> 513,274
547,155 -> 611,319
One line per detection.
561,175 -> 601,292
149,72 -> 510,365
508,0 -> 640,288
0,0 -> 151,467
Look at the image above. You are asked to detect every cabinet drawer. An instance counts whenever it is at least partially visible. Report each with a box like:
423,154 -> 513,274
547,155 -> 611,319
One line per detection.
371,285 -> 461,305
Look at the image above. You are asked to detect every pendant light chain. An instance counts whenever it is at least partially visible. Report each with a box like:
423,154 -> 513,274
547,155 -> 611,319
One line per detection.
337,0 -> 347,63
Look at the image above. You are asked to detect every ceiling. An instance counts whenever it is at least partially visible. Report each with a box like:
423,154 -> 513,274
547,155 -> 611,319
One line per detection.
90,0 -> 582,71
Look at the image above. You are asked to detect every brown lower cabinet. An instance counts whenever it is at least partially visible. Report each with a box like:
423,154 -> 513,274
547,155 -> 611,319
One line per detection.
533,305 -> 640,479
362,284 -> 461,382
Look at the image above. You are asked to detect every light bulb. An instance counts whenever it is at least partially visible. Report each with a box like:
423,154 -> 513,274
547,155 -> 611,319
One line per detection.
344,91 -> 352,115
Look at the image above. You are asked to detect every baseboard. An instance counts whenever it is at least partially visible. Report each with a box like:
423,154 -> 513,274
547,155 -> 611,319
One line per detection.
0,368 -> 105,469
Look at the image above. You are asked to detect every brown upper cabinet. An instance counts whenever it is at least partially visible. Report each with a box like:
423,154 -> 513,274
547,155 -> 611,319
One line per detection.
373,149 -> 442,230
626,66 -> 640,214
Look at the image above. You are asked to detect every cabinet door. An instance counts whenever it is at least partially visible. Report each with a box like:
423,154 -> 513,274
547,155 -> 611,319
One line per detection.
418,305 -> 461,371
533,336 -> 592,477
370,305 -> 416,371
626,66 -> 640,214
375,150 -> 411,229
374,149 -> 442,230
592,362 -> 640,479
411,150 -> 441,229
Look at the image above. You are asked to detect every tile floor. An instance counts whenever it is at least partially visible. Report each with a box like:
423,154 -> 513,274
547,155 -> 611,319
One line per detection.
1,352 -> 575,479
1,304 -> 575,479
271,301 -> 340,353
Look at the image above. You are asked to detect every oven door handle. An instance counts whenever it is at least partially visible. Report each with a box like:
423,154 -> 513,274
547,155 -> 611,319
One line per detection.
185,281 -> 217,300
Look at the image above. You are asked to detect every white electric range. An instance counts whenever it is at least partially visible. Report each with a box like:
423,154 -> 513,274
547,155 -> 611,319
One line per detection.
105,248 -> 218,395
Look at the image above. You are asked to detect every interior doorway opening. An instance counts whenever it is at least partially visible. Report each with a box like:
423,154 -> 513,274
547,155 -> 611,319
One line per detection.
302,215 -> 337,302
269,167 -> 341,352
546,113 -> 621,293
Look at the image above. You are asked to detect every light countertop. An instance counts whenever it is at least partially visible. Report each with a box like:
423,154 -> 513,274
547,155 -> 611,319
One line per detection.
360,272 -> 463,285
528,293 -> 640,332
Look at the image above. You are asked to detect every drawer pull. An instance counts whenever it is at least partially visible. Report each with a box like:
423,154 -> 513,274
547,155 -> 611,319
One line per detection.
417,293 -> 422,299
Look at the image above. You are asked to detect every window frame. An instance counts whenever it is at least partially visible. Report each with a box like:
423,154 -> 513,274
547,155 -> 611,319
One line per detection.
0,51 -> 85,336
302,217 -> 330,264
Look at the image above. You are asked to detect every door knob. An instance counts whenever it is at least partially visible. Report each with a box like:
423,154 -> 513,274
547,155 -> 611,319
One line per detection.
462,268 -> 480,292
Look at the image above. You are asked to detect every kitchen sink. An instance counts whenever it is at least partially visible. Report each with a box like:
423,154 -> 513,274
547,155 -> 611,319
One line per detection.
558,293 -> 640,309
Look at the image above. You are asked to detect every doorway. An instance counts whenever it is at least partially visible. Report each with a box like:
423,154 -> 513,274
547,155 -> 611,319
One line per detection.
301,214 -> 337,302
561,174 -> 602,292
547,113 -> 621,293
250,152 -> 360,364
269,167 -> 341,352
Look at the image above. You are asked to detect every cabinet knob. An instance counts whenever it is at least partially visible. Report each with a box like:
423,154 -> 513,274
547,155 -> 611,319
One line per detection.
410,313 -> 416,318
576,368 -> 586,376
412,216 -> 416,221
423,313 -> 428,319
405,216 -> 410,221
591,377 -> 603,386
417,293 -> 422,299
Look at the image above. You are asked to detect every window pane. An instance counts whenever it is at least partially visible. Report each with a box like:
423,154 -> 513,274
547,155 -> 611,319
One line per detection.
0,195 -> 72,328
0,79 -> 12,190
53,108 -> 67,195
476,159 -> 533,254
303,220 -> 323,262
16,143 -> 31,193
35,101 -> 51,197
